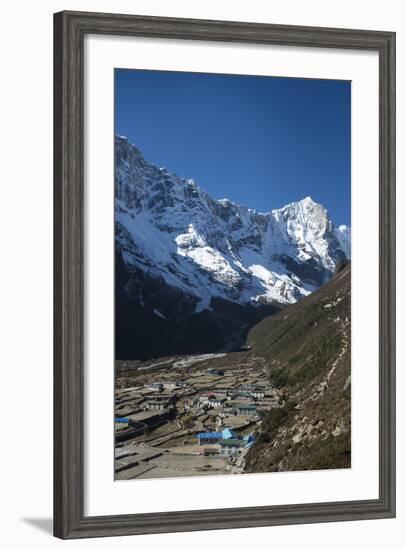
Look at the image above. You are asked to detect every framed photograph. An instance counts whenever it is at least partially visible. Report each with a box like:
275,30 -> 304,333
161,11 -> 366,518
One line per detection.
54,10 -> 396,539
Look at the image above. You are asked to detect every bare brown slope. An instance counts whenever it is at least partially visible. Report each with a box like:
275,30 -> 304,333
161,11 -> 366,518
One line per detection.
245,263 -> 351,473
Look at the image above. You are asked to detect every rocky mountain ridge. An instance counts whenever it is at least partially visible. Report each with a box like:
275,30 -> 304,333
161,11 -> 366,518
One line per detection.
115,135 -> 350,312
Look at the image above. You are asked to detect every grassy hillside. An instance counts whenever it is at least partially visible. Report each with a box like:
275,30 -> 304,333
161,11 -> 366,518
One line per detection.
245,263 -> 351,473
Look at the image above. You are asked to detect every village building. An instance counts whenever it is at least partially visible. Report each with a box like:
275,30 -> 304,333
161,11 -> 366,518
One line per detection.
145,400 -> 166,411
213,388 -> 231,399
234,404 -> 257,416
234,389 -> 252,399
144,395 -> 176,411
162,381 -> 178,390
238,385 -> 266,399
243,433 -> 256,448
219,438 -> 244,457
196,432 -> 223,445
115,419 -> 147,443
114,417 -> 129,431
250,388 -> 265,399
199,391 -> 216,404
202,446 -> 220,457
144,382 -> 163,392
196,427 -> 238,446
221,428 -> 237,439
207,397 -> 225,408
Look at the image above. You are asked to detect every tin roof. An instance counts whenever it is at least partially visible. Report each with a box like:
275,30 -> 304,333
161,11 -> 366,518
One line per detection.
221,428 -> 237,439
197,432 -> 222,440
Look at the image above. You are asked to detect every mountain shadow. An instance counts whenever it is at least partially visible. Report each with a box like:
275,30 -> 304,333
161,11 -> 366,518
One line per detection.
116,250 -> 281,360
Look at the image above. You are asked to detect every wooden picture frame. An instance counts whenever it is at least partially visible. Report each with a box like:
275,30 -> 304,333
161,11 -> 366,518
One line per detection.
54,10 -> 396,539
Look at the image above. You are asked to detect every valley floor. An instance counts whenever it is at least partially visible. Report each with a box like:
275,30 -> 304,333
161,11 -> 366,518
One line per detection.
114,265 -> 352,480
115,351 -> 281,480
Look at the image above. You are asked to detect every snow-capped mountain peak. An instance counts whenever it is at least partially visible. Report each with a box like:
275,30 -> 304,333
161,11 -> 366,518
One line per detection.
115,135 -> 350,317
334,224 -> 351,259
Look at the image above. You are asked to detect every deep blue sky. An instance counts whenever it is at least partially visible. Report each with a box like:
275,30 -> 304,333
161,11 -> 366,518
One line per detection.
115,69 -> 351,226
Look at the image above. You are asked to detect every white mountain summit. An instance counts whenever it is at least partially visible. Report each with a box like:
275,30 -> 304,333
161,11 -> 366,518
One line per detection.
115,135 -> 351,319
